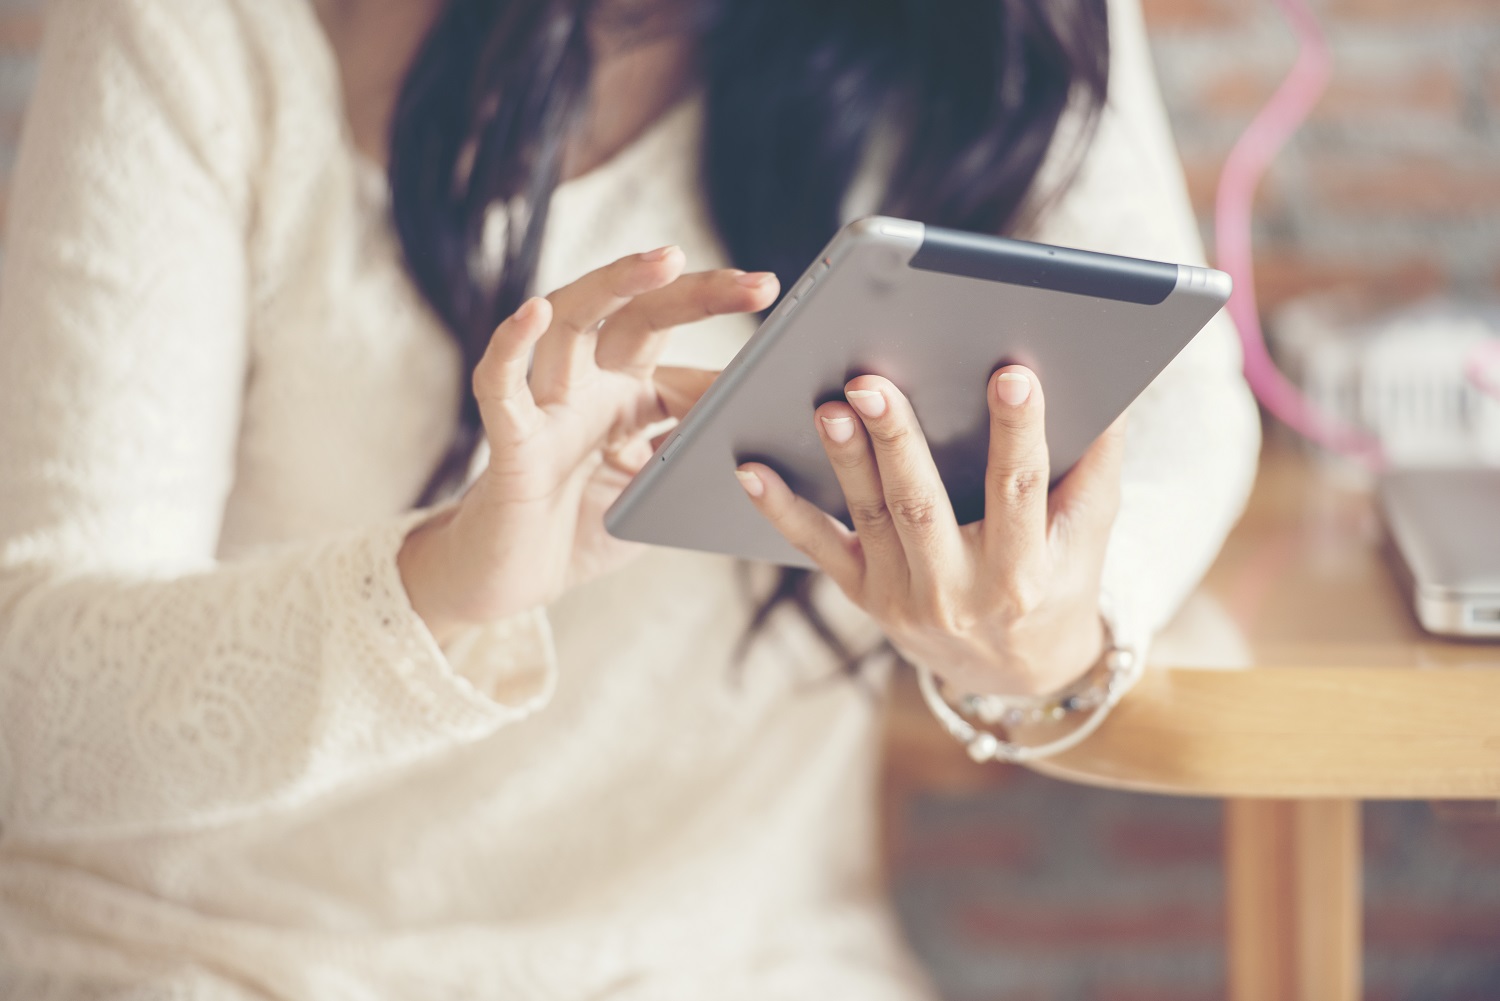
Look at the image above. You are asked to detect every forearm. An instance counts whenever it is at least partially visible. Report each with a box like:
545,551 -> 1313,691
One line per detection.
1101,315 -> 1262,652
0,516 -> 556,840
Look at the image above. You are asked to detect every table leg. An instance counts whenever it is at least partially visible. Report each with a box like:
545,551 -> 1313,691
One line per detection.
1226,798 -> 1362,1001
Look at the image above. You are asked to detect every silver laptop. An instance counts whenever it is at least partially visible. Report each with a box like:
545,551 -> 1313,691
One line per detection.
1380,468 -> 1500,638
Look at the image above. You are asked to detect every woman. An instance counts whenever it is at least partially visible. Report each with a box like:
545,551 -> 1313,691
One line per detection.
0,0 -> 1258,997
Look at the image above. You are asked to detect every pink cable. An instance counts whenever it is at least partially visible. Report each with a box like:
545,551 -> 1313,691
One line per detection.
1212,0 -> 1387,470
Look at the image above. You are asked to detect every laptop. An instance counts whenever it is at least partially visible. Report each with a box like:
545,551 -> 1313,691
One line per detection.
1380,468 -> 1500,638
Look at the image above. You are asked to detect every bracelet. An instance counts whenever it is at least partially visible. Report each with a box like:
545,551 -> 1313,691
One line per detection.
915,633 -> 1140,764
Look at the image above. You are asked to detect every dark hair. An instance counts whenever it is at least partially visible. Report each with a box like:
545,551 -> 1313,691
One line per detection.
391,0 -> 1110,658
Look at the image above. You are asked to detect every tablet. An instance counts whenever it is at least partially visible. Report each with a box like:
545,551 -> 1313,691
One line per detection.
605,216 -> 1232,567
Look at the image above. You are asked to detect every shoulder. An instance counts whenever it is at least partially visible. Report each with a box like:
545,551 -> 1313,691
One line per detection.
33,0 -> 335,204
1028,0 -> 1205,264
40,0 -> 291,74
40,0 -> 324,48
42,0 -> 334,87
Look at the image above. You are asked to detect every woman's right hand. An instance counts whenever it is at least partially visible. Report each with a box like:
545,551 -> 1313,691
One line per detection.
398,248 -> 778,644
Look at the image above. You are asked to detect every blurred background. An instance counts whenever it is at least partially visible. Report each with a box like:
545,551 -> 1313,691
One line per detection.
0,0 -> 1494,999
1151,0 -> 1499,314
881,1 -> 1500,998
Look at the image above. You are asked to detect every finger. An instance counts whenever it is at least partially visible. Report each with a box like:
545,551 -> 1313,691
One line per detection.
841,376 -> 965,585
734,462 -> 862,594
1048,413 -> 1127,552
530,246 -> 685,400
602,434 -> 656,477
471,296 -> 553,440
812,400 -> 904,575
982,365 -> 1050,570
613,367 -> 718,446
653,367 -> 720,420
596,270 -> 778,376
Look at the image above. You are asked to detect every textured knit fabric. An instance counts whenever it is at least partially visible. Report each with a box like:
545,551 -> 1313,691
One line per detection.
0,0 -> 1260,997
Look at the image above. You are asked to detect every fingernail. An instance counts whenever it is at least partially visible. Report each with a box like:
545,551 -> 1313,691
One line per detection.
640,245 -> 678,262
820,415 -> 855,443
515,297 -> 542,321
995,372 -> 1032,407
736,271 -> 774,287
845,389 -> 886,419
735,469 -> 764,497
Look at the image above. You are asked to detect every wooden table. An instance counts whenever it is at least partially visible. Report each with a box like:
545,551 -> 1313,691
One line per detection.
882,442 -> 1500,1001
1024,443 -> 1500,1001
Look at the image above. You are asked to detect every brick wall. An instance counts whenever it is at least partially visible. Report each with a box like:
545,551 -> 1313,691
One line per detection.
0,2 -> 1497,1000
1142,0 -> 1500,313
886,764 -> 1500,1001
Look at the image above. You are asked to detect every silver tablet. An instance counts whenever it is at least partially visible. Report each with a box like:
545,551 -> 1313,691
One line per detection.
605,216 -> 1232,567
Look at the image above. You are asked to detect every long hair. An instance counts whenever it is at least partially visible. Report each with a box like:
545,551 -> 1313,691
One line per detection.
390,0 -> 1110,659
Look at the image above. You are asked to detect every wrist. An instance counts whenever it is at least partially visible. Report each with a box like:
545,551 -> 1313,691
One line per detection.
1031,611 -> 1108,695
914,615 -> 1140,763
911,609 -> 1107,699
397,506 -> 471,646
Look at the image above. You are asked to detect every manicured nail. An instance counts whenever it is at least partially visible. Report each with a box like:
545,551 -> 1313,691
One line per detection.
515,297 -> 542,322
736,271 -> 775,287
846,389 -> 886,419
735,468 -> 764,497
820,415 -> 855,443
640,245 -> 678,262
995,372 -> 1032,407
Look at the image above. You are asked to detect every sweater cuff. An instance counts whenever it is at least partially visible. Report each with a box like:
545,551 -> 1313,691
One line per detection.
352,509 -> 558,735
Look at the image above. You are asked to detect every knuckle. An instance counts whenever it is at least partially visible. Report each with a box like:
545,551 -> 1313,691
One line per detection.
609,257 -> 667,297
636,304 -> 675,334
604,260 -> 640,291
678,278 -> 719,317
988,463 -> 1048,505
992,576 -> 1045,619
886,491 -> 940,534
472,363 -> 530,417
991,408 -> 1038,433
871,421 -> 911,447
845,498 -> 892,530
828,445 -> 867,470
550,312 -> 592,338
471,356 -> 509,401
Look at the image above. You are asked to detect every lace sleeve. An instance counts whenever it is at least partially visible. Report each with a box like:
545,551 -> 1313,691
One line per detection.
0,521 -> 555,840
0,0 -> 555,840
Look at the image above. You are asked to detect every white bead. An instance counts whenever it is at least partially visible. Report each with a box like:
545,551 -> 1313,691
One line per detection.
967,732 -> 1000,762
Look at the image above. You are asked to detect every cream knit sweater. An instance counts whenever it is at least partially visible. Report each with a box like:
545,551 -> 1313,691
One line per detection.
0,0 -> 1259,998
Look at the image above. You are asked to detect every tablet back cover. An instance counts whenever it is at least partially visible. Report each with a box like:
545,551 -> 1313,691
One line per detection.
606,218 -> 1231,567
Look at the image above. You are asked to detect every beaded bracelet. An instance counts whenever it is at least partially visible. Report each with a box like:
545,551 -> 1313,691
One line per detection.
915,640 -> 1140,763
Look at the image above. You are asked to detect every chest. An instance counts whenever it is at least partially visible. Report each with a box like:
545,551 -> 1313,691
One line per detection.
216,94 -> 461,556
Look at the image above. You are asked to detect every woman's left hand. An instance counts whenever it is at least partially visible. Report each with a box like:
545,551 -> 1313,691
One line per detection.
735,366 -> 1125,697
